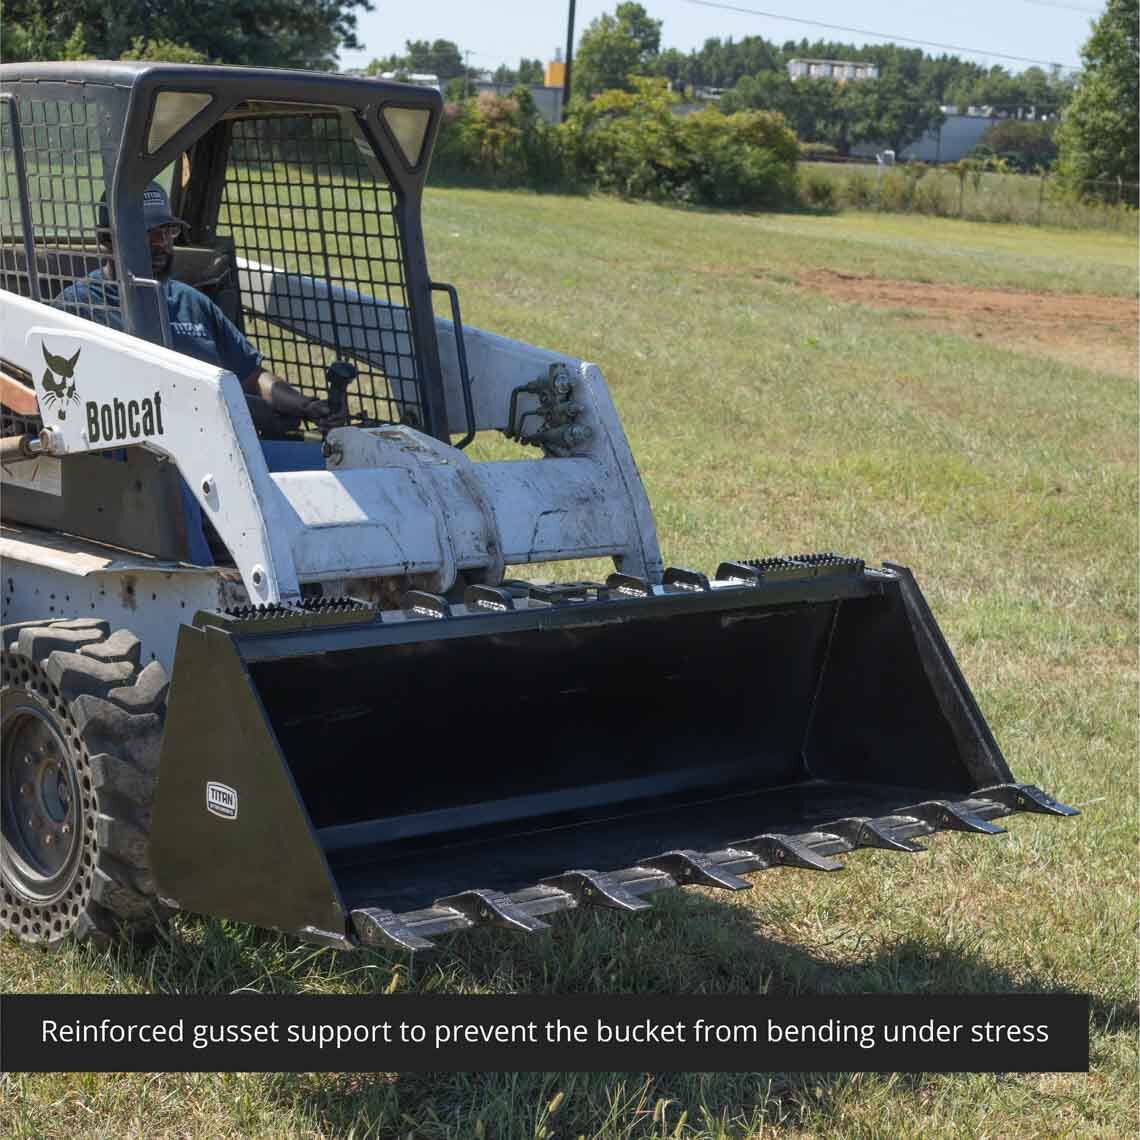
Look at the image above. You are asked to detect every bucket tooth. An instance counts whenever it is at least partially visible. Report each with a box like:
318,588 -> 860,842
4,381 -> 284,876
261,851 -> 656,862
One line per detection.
507,884 -> 579,918
605,572 -> 652,598
351,906 -> 444,952
715,560 -> 762,583
463,584 -> 516,612
662,566 -> 711,592
402,590 -> 452,619
642,849 -> 753,891
828,816 -> 927,854
908,800 -> 1007,835
975,783 -> 1080,817
435,889 -> 552,934
540,869 -> 665,911
744,834 -> 845,872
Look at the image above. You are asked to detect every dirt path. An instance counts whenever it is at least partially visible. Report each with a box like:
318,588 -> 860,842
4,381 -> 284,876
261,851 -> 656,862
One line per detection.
799,269 -> 1138,377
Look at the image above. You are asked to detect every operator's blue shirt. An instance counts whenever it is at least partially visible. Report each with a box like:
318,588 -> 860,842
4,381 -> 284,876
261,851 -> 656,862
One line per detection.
54,270 -> 261,381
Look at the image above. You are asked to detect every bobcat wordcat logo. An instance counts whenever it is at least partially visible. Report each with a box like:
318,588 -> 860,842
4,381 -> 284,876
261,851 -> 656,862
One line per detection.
86,391 -> 165,443
40,342 -> 81,420
206,781 -> 238,820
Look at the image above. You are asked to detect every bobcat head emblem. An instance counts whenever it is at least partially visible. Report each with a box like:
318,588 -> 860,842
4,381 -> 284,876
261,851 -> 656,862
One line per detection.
40,343 -> 81,420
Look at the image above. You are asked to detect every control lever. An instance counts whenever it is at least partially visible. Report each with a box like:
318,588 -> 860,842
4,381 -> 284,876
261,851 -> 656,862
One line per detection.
324,360 -> 356,437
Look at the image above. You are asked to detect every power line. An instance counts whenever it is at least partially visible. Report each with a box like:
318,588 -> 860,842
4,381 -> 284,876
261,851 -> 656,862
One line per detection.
1022,0 -> 1102,14
683,0 -> 1082,71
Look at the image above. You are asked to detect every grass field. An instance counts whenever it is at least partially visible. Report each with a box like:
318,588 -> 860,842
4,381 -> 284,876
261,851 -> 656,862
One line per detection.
4,191 -> 1138,1138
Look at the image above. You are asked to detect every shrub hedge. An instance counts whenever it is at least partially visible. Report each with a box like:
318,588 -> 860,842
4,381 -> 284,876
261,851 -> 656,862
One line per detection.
430,78 -> 799,210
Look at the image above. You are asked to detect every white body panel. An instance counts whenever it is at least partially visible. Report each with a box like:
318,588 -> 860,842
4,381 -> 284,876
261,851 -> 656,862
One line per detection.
1,278 -> 662,610
0,525 -> 240,672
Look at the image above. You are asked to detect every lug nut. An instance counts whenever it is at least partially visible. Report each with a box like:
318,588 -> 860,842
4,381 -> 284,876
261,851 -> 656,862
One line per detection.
43,833 -> 54,847
60,823 -> 71,835
20,783 -> 32,798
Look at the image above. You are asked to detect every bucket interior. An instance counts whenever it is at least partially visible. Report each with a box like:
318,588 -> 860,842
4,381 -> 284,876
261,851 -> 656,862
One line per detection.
243,585 -> 980,910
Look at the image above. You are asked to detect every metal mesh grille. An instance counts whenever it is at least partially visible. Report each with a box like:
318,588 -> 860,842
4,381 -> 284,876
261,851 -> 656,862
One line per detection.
217,112 -> 423,427
0,97 -> 119,327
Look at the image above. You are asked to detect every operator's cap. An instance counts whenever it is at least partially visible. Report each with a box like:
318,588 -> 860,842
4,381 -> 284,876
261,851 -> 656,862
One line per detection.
141,182 -> 186,230
95,182 -> 186,238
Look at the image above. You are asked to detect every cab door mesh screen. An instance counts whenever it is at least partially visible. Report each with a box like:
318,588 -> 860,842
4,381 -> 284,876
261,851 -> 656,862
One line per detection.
217,113 -> 423,428
0,96 -> 117,320
1,95 -> 119,438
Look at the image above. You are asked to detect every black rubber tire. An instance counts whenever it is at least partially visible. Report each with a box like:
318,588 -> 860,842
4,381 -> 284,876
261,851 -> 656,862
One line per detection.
1,619 -> 169,946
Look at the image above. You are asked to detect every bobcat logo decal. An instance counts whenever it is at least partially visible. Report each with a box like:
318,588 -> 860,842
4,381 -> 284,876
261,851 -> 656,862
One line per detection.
40,343 -> 81,421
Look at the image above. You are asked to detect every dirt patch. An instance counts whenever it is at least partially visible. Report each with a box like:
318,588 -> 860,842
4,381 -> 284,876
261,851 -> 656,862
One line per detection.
800,269 -> 1138,377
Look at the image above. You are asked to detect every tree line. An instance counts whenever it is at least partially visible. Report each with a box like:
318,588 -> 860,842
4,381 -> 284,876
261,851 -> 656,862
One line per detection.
3,0 -> 1134,201
1,0 -> 373,69
364,6 -> 1078,160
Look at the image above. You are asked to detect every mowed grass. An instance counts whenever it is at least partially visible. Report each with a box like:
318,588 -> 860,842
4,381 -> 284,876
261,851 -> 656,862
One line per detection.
5,192 -> 1138,1138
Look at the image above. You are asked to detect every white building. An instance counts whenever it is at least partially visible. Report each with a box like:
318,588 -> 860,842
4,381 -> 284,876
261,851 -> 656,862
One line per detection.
787,59 -> 879,82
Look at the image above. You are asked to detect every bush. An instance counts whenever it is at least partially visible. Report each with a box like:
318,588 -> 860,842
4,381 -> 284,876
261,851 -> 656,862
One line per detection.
801,171 -> 836,209
842,169 -> 876,207
564,81 -> 685,200
565,79 -> 799,209
433,88 -> 567,189
975,120 -> 1058,172
912,175 -> 953,216
877,169 -> 915,212
678,108 -> 799,208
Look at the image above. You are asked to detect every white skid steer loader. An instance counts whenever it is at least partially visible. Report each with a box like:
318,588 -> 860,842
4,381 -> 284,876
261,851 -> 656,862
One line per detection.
0,62 -> 1075,952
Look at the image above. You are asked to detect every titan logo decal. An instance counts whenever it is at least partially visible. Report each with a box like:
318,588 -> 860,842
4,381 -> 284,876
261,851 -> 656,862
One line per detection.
40,342 -> 81,420
86,392 -> 165,443
206,781 -> 238,820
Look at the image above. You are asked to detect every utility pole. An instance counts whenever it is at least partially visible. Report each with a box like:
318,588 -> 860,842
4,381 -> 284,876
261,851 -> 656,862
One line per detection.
562,0 -> 576,114
464,49 -> 472,99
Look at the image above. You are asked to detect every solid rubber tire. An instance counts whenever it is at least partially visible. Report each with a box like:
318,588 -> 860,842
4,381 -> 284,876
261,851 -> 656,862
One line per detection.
1,619 -> 169,946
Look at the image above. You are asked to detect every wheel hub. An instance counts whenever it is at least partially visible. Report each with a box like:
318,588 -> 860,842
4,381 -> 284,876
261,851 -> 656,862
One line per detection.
2,694 -> 81,898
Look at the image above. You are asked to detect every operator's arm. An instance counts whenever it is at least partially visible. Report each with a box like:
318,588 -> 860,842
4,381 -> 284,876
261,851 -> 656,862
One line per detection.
240,366 -> 336,428
199,292 -> 338,429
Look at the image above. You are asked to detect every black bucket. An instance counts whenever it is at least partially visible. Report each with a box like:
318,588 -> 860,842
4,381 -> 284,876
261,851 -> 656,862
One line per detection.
150,556 -> 1074,949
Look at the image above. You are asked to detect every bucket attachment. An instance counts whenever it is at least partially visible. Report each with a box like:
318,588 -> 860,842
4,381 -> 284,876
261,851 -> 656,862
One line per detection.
150,555 -> 1077,951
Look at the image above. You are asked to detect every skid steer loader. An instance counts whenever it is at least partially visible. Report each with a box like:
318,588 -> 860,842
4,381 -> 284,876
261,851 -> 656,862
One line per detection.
0,62 -> 1075,952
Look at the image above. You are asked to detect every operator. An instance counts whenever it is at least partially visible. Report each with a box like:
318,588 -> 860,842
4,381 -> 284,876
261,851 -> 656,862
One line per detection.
54,182 -> 340,437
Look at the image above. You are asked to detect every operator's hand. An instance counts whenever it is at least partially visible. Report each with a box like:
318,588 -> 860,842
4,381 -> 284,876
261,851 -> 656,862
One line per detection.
304,397 -> 347,431
254,370 -> 348,432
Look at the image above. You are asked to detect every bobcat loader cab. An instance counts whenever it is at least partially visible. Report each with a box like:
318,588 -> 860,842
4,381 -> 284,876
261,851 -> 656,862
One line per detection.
0,63 -> 1074,953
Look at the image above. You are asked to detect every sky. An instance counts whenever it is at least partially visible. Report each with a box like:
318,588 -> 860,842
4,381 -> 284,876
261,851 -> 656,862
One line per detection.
338,0 -> 1104,76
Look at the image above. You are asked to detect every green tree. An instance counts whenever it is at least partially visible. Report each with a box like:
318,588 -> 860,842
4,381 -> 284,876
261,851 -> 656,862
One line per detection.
492,58 -> 545,86
976,119 -> 1057,171
402,38 -> 465,80
1055,0 -> 1139,199
573,2 -> 662,98
518,58 -> 544,85
846,72 -> 943,154
1,0 -> 372,69
120,36 -> 208,64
